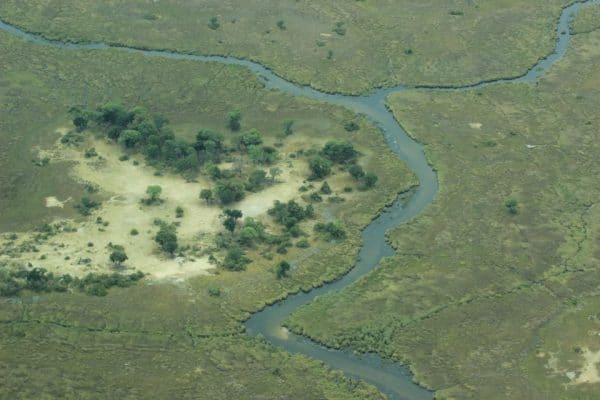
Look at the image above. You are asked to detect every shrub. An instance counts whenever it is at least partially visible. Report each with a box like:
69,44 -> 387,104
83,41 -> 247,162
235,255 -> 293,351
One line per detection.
75,197 -> 100,215
363,172 -> 378,189
283,120 -> 294,136
322,140 -> 357,164
308,155 -> 332,180
109,248 -> 128,266
333,21 -> 346,35
208,16 -> 220,30
216,179 -> 245,204
505,198 -> 518,214
175,206 -> 184,218
155,223 -> 178,254
130,229 -> 139,236
320,181 -> 332,194
349,164 -> 365,180
144,185 -> 163,205
343,121 -> 359,132
84,147 -> 98,158
228,110 -> 242,131
276,20 -> 286,30
314,222 -> 346,241
222,246 -> 249,271
208,287 -> 221,297
275,261 -> 291,279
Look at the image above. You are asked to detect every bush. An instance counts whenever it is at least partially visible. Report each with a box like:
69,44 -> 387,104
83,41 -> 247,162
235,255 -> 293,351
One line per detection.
505,198 -> 518,214
314,222 -> 346,241
228,110 -> 242,131
222,246 -> 249,271
333,21 -> 346,35
343,121 -> 360,131
144,185 -> 163,205
208,16 -> 220,30
109,248 -> 128,266
320,181 -> 332,194
175,206 -> 184,218
155,223 -> 178,254
208,287 -> 221,297
349,164 -> 365,180
130,229 -> 139,236
268,200 -> 314,228
363,172 -> 378,189
216,179 -> 245,204
283,120 -> 294,136
322,140 -> 357,164
75,197 -> 101,215
308,155 -> 332,180
84,147 -> 98,158
275,261 -> 291,279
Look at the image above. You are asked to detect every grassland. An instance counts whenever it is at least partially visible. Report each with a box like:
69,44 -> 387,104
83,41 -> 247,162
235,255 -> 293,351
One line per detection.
285,27 -> 600,399
572,3 -> 600,34
0,0 -> 573,93
0,27 -> 415,398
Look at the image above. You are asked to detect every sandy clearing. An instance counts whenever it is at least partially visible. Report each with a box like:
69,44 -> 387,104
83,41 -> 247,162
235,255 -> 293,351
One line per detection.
45,196 -> 72,208
469,122 -> 482,129
3,129 -> 306,280
575,348 -> 600,384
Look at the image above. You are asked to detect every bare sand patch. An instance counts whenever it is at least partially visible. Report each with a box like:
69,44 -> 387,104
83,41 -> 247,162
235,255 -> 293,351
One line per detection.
469,122 -> 482,129
4,131 -> 305,280
45,196 -> 71,208
575,348 -> 600,384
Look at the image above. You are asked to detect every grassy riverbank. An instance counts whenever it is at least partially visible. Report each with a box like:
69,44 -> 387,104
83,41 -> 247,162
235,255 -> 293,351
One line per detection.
0,27 -> 414,398
0,0 -> 573,93
286,28 -> 600,399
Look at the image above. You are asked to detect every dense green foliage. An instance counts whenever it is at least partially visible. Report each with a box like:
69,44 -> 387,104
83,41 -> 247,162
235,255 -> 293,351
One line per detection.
268,200 -> 314,229
154,222 -> 178,254
0,267 -> 144,297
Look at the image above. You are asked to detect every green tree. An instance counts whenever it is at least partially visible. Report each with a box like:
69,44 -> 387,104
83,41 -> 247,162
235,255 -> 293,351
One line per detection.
246,169 -> 267,191
228,110 -> 242,131
73,114 -> 89,131
145,185 -> 162,204
155,224 -> 178,254
194,129 -> 224,163
308,155 -> 332,180
200,188 -> 213,204
363,172 -> 378,188
320,181 -> 332,194
222,245 -> 248,271
275,261 -> 291,279
349,164 -> 365,180
239,128 -> 263,149
109,248 -> 128,267
222,209 -> 243,233
269,166 -> 282,183
322,140 -> 357,164
208,16 -> 220,30
283,120 -> 294,136
505,198 -> 518,214
216,179 -> 245,204
118,129 -> 142,148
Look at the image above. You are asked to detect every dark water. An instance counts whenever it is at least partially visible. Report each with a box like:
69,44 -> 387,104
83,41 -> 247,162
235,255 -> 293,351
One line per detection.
0,1 -> 596,398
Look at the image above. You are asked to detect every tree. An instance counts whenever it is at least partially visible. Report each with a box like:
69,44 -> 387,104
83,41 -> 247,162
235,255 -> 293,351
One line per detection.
283,120 -> 294,136
277,20 -> 286,30
222,209 -> 243,233
308,155 -> 332,180
118,129 -> 142,148
505,198 -> 518,214
155,224 -> 178,254
228,110 -> 242,131
320,181 -> 332,194
73,114 -> 89,131
246,169 -> 267,191
194,129 -> 224,163
269,166 -> 282,183
275,261 -> 291,279
208,16 -> 220,30
222,246 -> 248,271
239,129 -> 263,149
109,248 -> 128,267
349,164 -> 365,180
145,185 -> 162,204
363,172 -> 378,188
215,179 -> 245,204
322,140 -> 357,164
200,188 -> 213,204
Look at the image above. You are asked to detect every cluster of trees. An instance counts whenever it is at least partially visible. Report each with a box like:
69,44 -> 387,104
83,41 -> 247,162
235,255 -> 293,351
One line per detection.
306,140 -> 378,188
0,267 -> 145,297
70,103 -> 284,206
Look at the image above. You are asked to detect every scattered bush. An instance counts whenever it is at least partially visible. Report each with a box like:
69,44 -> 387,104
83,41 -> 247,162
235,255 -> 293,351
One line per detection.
343,121 -> 360,132
130,229 -> 139,236
216,179 -> 245,204
208,287 -> 221,297
314,222 -> 346,241
308,155 -> 332,180
277,20 -> 286,30
228,110 -> 242,131
322,140 -> 357,164
275,261 -> 291,279
333,21 -> 346,35
175,206 -> 184,218
349,164 -> 365,180
84,147 -> 98,158
109,246 -> 128,267
268,200 -> 314,229
155,223 -> 178,254
199,188 -> 214,204
75,197 -> 101,215
143,185 -> 163,205
505,198 -> 518,214
222,245 -> 249,271
208,16 -> 220,30
283,120 -> 294,136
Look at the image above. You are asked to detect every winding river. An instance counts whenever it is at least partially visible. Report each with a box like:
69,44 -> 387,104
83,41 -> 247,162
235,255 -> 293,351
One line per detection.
0,1 -> 597,398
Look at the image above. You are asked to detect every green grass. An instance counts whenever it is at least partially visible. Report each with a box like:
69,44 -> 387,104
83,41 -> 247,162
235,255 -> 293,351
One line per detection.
285,29 -> 600,399
0,0 -> 573,93
571,3 -> 600,34
0,25 -> 414,398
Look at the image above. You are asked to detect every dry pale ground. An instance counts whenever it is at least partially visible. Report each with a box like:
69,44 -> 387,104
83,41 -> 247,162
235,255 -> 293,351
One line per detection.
0,127 -> 307,281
